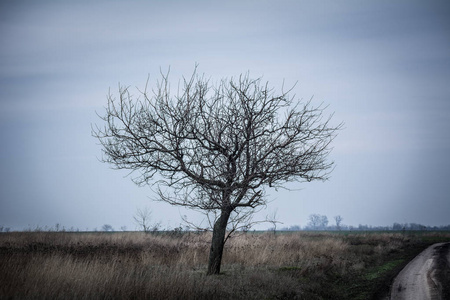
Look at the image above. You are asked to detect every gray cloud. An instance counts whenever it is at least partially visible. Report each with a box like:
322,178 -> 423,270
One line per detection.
1,0 -> 449,230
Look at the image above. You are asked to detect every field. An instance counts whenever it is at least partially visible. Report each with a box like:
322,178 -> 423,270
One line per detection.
1,231 -> 449,299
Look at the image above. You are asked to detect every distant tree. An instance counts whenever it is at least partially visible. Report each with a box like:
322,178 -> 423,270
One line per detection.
307,214 -> 328,230
93,67 -> 341,274
307,214 -> 321,230
133,207 -> 153,233
334,215 -> 343,231
288,225 -> 301,231
408,223 -> 426,231
358,224 -> 370,231
267,209 -> 281,235
320,215 -> 329,229
101,224 -> 114,232
392,223 -> 406,231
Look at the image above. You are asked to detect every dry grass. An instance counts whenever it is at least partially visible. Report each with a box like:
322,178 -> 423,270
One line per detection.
1,231 -> 449,299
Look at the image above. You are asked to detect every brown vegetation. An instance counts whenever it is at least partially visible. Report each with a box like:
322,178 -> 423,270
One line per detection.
1,231 -> 449,299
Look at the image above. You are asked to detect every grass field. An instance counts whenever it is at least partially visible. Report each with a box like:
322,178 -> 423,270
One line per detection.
1,230 -> 449,299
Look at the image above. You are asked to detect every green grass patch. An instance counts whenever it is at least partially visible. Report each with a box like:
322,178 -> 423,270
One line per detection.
365,259 -> 405,281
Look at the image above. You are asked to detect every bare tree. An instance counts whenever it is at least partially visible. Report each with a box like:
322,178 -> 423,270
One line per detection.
320,215 -> 329,229
307,214 -> 328,230
101,224 -> 114,232
133,207 -> 155,233
307,214 -> 321,230
93,67 -> 341,275
334,215 -> 343,231
267,209 -> 282,234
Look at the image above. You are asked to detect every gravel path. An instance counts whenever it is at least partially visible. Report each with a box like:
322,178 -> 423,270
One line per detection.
390,242 -> 450,300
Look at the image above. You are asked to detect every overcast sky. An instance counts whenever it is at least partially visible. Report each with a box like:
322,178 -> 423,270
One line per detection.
1,0 -> 449,231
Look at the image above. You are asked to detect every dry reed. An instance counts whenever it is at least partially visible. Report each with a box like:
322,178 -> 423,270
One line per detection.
1,231 -> 449,299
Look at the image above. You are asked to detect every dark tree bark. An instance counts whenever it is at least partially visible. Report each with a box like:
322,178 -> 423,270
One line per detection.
93,66 -> 342,275
207,207 -> 232,275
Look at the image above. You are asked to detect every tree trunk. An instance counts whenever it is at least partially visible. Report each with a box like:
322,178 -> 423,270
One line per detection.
207,208 -> 232,275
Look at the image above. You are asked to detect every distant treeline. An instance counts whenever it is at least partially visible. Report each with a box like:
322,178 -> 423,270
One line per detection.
269,214 -> 450,232
2,217 -> 450,233
275,223 -> 450,232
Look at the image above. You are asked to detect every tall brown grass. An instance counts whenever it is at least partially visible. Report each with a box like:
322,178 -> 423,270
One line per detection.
1,231 -> 449,299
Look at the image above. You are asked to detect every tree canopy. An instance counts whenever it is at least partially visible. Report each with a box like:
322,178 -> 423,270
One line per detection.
93,67 -> 342,274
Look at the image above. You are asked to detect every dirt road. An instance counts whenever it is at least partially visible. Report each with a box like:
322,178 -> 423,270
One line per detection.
390,242 -> 450,300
